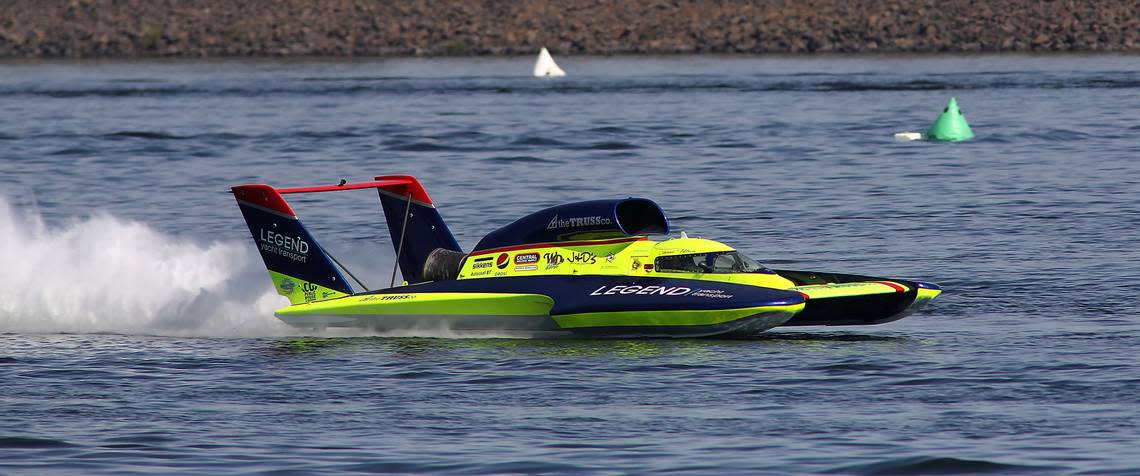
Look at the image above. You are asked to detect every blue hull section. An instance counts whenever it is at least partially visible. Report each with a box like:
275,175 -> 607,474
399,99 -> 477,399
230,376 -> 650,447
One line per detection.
361,275 -> 805,316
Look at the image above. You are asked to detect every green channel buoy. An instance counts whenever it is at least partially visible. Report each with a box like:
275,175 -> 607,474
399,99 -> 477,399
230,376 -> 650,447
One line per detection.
926,97 -> 974,142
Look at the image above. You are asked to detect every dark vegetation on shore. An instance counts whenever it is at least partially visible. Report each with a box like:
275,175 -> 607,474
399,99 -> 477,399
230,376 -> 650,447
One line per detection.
2,0 -> 1138,58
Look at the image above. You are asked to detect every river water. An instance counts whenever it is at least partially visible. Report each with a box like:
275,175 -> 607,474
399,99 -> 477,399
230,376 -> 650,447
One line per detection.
1,55 -> 1139,474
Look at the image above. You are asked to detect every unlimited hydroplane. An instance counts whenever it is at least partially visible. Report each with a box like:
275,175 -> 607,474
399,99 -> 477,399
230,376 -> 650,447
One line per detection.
234,175 -> 940,337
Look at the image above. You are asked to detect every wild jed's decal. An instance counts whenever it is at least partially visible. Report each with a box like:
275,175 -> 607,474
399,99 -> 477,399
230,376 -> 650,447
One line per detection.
544,252 -> 564,270
588,285 -> 735,299
546,214 -> 612,230
259,229 -> 309,262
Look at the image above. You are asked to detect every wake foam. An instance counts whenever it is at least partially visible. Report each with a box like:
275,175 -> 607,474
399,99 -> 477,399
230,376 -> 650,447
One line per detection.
0,197 -> 289,337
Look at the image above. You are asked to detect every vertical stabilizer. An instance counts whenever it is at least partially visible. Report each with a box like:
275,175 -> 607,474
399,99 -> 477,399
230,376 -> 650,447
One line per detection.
533,47 -> 567,77
373,175 -> 462,284
232,185 -> 353,305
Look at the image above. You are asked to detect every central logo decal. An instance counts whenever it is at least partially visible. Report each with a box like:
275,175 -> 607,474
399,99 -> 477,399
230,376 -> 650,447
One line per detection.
514,252 -> 539,271
514,253 -> 539,264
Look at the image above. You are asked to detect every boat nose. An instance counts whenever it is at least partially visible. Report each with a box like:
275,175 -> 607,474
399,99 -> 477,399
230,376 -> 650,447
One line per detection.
916,281 -> 941,291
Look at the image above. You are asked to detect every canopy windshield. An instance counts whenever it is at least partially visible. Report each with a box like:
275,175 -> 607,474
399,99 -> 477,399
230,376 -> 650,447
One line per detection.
654,251 -> 772,274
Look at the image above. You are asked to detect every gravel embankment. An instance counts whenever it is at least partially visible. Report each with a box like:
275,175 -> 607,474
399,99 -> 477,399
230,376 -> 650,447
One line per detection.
2,0 -> 1137,58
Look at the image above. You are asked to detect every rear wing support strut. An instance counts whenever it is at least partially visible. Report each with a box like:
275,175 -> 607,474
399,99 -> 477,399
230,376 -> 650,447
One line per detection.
390,193 -> 413,288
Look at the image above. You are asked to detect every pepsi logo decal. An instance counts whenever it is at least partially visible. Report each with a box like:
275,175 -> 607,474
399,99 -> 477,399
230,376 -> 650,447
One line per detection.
496,253 -> 510,269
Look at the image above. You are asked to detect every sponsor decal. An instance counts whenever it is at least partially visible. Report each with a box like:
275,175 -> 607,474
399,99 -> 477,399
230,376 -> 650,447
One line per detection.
544,252 -> 564,270
567,251 -> 597,264
360,294 -> 416,302
590,285 -> 692,296
587,285 -> 735,299
606,253 -> 615,263
259,229 -> 310,263
794,282 -> 896,291
546,214 -> 613,230
470,270 -> 493,277
471,256 -> 494,270
301,282 -> 318,303
690,289 -> 734,299
514,253 -> 540,265
514,253 -> 539,271
279,278 -> 295,293
631,258 -> 641,270
493,271 -> 508,277
496,253 -> 510,270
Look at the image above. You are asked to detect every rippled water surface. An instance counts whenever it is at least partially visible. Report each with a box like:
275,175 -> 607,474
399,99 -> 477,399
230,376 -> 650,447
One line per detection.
2,55 -> 1139,474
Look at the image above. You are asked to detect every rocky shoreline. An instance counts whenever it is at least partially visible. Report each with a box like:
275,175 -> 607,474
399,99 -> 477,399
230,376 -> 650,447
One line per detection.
2,0 -> 1138,58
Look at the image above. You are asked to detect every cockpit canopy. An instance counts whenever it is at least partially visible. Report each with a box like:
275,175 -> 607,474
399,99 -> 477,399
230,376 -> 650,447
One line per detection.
654,250 -> 774,274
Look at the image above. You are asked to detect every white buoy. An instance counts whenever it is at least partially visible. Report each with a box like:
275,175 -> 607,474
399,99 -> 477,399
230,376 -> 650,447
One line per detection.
894,132 -> 924,141
533,47 -> 566,77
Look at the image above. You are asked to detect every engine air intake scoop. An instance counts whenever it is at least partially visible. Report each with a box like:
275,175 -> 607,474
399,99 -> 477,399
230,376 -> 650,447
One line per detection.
422,248 -> 467,281
473,198 -> 669,252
